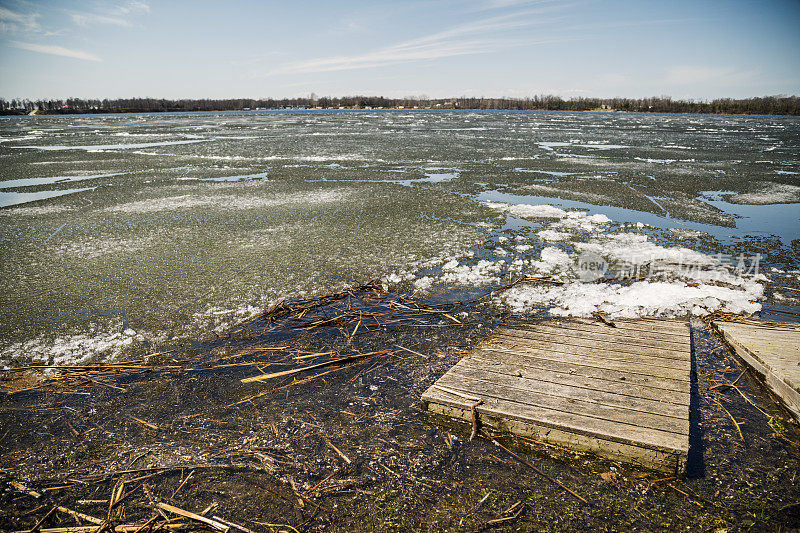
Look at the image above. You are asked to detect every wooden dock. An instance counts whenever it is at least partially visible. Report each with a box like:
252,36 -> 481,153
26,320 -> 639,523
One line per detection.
713,320 -> 800,421
421,318 -> 692,474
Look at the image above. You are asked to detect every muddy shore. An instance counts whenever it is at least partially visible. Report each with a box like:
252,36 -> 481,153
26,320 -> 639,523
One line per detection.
1,286 -> 799,532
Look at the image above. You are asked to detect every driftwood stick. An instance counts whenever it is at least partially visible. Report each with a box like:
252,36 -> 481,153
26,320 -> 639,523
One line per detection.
211,516 -> 257,533
169,470 -> 194,499
28,504 -> 59,533
252,524 -> 299,533
241,350 -> 392,383
711,396 -> 745,441
323,438 -> 352,464
486,501 -> 524,525
10,480 -> 42,498
304,467 -> 344,495
156,502 -> 229,531
130,517 -> 157,533
392,344 -> 428,358
14,524 -> 186,533
593,312 -> 616,328
56,507 -> 103,525
486,434 -> 588,504
142,484 -> 168,521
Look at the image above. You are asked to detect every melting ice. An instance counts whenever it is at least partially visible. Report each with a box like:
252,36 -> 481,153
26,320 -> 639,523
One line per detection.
0,110 -> 798,365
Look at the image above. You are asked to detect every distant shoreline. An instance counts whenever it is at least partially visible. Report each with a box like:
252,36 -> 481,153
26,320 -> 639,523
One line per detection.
2,108 -> 800,118
2,95 -> 798,116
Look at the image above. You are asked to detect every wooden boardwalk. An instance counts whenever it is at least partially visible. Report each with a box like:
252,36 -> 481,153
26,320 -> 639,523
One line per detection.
421,318 -> 692,474
713,321 -> 800,421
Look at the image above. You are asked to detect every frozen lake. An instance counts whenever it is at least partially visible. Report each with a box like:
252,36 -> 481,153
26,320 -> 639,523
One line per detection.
1,110 -> 798,365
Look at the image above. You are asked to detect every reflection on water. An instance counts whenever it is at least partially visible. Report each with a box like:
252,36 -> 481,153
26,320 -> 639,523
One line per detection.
480,189 -> 800,244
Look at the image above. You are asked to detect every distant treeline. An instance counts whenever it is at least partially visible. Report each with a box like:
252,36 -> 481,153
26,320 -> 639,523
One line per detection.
1,95 -> 799,116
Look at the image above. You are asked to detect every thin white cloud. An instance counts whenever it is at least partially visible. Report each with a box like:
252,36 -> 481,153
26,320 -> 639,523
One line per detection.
268,39 -> 495,75
69,1 -> 150,27
0,6 -> 41,33
70,12 -> 131,27
472,0 -> 559,11
69,13 -> 131,27
117,2 -> 150,15
262,6 -> 569,76
10,41 -> 101,62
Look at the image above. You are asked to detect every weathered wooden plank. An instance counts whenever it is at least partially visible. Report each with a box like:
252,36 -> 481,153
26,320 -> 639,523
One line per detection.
434,372 -> 688,435
469,348 -> 691,397
715,324 -> 800,382
514,324 -> 692,351
423,402 -> 683,474
496,327 -> 691,360
511,321 -> 692,346
713,321 -> 800,421
565,317 -> 690,335
422,318 -> 692,474
515,322 -> 691,350
496,326 -> 691,357
447,362 -> 689,419
480,334 -> 691,380
509,326 -> 692,357
723,333 -> 799,348
727,339 -> 800,356
461,353 -> 691,406
422,386 -> 688,453
481,343 -> 689,383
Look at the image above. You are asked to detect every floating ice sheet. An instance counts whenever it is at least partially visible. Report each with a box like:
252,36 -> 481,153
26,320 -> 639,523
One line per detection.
0,187 -> 94,208
0,172 -> 126,189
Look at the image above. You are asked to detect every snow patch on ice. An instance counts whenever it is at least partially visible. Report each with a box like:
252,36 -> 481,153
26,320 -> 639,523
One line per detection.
188,304 -> 262,334
501,280 -> 762,318
669,228 -> 709,240
498,230 -> 765,317
414,276 -> 435,291
530,246 -> 572,273
107,189 -> 349,213
441,258 -> 504,286
484,201 -> 611,232
537,229 -> 569,242
728,183 -> 800,205
0,323 -> 146,367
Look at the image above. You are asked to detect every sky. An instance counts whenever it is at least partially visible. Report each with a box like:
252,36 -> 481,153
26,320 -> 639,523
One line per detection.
0,0 -> 798,100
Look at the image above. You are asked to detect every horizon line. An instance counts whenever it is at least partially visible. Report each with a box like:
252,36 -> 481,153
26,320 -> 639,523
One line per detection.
2,93 -> 798,102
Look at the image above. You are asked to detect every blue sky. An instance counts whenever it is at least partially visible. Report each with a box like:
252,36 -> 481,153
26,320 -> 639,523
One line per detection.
0,0 -> 798,100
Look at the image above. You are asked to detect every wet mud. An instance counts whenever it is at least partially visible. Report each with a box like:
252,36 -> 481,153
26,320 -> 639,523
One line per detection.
2,284 -> 799,531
